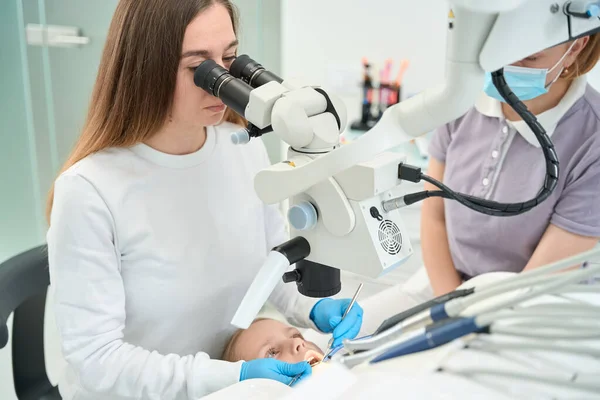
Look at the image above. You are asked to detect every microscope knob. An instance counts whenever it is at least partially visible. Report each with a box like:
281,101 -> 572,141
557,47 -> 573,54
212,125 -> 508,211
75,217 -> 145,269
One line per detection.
231,129 -> 251,145
288,202 -> 318,231
282,270 -> 301,283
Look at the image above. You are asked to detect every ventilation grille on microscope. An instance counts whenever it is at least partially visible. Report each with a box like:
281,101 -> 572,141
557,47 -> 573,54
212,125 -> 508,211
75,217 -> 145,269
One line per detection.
378,220 -> 402,255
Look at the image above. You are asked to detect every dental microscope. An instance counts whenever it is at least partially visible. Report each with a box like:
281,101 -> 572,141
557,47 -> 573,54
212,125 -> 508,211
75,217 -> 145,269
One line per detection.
194,55 -> 415,327
193,0 -> 600,332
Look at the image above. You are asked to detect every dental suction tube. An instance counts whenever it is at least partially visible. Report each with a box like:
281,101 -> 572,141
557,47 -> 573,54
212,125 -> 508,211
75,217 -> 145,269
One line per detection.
193,59 -> 252,118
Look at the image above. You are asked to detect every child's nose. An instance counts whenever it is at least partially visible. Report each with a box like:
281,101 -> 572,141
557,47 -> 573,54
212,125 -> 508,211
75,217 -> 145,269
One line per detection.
293,338 -> 306,353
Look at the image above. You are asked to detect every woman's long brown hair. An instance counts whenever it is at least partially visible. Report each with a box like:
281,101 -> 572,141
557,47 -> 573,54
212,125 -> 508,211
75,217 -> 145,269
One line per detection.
46,0 -> 245,223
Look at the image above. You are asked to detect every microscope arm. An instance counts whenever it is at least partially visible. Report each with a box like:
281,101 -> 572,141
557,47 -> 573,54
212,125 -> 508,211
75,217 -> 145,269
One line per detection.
255,0 -> 600,205
254,8 -> 496,204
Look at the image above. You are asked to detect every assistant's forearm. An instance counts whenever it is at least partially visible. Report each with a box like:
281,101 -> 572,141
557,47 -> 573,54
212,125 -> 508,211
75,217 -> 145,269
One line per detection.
421,214 -> 462,296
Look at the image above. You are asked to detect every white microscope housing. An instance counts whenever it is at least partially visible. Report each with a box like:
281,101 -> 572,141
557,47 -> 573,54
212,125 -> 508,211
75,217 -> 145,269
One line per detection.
281,150 -> 414,291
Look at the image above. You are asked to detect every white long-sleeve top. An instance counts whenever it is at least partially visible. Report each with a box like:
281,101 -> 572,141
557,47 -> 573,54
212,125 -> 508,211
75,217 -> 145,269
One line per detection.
47,122 -> 319,400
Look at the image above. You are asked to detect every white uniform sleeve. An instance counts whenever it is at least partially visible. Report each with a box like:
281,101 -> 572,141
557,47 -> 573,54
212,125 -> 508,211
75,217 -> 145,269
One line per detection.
48,173 -> 242,400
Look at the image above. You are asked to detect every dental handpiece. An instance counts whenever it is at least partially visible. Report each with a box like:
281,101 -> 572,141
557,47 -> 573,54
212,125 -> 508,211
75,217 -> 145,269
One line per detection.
374,288 -> 475,335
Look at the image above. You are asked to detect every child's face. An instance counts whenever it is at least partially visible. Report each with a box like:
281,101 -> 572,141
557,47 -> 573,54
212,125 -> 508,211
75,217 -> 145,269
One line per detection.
235,319 -> 323,364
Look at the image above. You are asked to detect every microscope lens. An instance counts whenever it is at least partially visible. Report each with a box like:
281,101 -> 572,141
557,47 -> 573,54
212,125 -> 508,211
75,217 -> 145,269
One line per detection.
194,59 -> 253,118
193,60 -> 230,96
230,55 -> 283,87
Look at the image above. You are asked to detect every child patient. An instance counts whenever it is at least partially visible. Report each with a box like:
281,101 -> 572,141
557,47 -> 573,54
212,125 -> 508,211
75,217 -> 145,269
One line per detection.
222,318 -> 324,366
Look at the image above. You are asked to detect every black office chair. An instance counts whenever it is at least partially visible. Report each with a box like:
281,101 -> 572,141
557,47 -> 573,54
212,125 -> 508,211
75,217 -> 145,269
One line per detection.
0,245 -> 61,400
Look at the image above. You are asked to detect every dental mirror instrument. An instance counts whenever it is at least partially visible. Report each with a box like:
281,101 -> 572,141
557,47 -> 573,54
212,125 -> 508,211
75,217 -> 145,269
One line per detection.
323,283 -> 363,360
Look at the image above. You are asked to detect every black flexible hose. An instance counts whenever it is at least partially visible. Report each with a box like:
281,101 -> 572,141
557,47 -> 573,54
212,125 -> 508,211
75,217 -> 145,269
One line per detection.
397,69 -> 559,216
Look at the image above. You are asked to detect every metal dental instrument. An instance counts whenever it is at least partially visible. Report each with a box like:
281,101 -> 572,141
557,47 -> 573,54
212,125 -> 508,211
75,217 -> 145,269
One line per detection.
288,374 -> 301,387
323,283 -> 363,361
288,349 -> 329,386
288,283 -> 366,388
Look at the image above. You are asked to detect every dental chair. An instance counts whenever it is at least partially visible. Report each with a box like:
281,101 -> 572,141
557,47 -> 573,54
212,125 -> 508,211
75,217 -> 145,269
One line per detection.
0,245 -> 61,400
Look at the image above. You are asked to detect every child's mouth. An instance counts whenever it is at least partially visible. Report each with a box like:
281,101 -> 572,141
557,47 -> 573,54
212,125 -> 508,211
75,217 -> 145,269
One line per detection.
304,350 -> 324,366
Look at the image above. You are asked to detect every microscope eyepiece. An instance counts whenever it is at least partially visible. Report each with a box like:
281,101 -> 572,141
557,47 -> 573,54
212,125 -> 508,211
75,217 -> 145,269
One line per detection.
229,55 -> 254,82
194,59 -> 253,117
230,54 -> 283,88
193,59 -> 230,97
193,56 -> 278,143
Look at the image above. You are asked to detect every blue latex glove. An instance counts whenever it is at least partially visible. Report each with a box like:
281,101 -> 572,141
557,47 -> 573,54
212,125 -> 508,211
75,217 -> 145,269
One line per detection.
310,298 -> 364,347
240,358 -> 312,386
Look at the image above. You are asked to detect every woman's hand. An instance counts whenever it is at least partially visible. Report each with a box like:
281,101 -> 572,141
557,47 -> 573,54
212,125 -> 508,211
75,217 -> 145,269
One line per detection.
310,298 -> 363,347
240,358 -> 312,386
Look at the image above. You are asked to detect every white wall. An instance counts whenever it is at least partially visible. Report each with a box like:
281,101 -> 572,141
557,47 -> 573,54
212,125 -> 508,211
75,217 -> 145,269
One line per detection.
281,0 -> 600,122
281,0 -> 449,126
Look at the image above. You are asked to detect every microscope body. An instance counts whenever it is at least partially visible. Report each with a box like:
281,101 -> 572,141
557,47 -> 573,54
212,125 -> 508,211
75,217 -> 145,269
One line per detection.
281,149 -> 414,297
219,69 -> 415,299
237,71 -> 414,298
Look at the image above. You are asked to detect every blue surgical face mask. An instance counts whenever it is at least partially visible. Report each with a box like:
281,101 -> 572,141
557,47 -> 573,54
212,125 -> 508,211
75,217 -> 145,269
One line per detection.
483,40 -> 577,102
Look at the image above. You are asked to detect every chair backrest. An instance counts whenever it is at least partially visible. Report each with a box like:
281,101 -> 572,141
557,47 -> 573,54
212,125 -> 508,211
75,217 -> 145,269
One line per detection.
0,245 -> 59,399
0,245 -> 50,349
